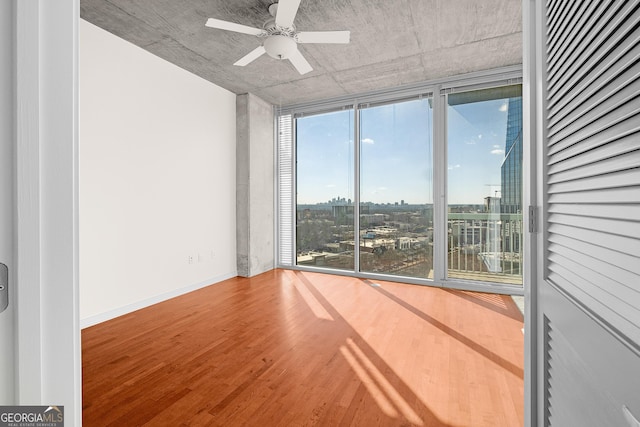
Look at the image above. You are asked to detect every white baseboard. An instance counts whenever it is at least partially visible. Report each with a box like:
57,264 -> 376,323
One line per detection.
80,271 -> 237,329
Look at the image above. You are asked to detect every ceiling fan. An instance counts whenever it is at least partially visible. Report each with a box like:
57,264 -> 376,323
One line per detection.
205,0 -> 350,75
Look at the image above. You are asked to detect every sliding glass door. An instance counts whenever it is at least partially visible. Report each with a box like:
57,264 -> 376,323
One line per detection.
359,99 -> 433,278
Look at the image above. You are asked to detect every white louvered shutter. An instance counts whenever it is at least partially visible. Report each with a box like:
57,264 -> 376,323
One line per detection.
537,1 -> 640,425
277,114 -> 294,266
545,0 -> 640,345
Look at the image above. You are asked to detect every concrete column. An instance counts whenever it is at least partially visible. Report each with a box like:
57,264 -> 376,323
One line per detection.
236,93 -> 274,277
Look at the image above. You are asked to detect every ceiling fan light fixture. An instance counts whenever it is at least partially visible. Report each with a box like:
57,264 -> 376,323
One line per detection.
263,35 -> 297,59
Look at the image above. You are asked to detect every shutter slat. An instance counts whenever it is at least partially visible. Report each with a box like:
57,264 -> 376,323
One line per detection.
549,243 -> 640,294
548,168 -> 640,194
548,101 -> 640,156
548,150 -> 640,184
548,186 -> 640,204
549,233 -> 640,276
548,213 -> 640,239
547,223 -> 640,265
549,251 -> 640,304
548,120 -> 640,165
549,203 -> 640,222
547,133 -> 640,173
549,234 -> 640,276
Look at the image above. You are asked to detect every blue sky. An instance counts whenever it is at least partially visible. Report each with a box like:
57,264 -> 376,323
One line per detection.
296,97 -> 510,205
447,98 -> 510,204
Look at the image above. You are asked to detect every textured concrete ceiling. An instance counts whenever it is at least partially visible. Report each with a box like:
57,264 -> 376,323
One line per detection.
80,0 -> 522,106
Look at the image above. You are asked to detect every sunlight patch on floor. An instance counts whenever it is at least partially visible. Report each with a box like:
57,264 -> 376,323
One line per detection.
292,275 -> 335,321
340,339 -> 424,426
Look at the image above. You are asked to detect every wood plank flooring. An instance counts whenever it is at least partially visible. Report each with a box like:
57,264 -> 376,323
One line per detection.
82,269 -> 524,426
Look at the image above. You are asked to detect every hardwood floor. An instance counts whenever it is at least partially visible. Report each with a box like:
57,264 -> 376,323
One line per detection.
82,269 -> 524,426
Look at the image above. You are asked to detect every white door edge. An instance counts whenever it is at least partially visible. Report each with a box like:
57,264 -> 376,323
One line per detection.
0,0 -> 16,405
15,0 -> 81,425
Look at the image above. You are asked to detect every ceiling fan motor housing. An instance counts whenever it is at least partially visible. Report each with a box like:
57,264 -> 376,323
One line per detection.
263,3 -> 298,60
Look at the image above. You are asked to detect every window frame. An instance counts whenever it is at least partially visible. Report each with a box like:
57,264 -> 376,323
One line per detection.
276,66 -> 525,295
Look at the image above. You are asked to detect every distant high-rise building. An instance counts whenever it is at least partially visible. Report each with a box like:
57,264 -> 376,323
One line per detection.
500,96 -> 523,254
501,97 -> 523,214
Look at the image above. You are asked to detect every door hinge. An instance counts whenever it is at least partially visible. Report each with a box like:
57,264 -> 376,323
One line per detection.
0,263 -> 7,313
528,206 -> 537,233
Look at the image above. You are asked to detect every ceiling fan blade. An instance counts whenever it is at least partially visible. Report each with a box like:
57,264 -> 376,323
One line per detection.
205,18 -> 264,36
275,0 -> 301,28
297,31 -> 351,44
288,49 -> 313,75
234,46 -> 266,66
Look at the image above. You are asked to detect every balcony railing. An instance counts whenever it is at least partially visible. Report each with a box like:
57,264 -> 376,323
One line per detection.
448,212 -> 523,285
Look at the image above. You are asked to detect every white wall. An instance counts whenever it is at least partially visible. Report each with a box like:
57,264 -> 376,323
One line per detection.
79,20 -> 237,326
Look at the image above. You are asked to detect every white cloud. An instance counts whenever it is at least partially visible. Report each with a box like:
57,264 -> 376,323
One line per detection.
448,164 -> 461,170
499,103 -> 508,112
371,186 -> 388,195
491,149 -> 505,155
362,138 -> 375,144
478,134 -> 483,139
326,184 -> 336,188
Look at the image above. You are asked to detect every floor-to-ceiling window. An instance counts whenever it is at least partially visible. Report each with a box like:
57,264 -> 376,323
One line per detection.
359,98 -> 434,278
277,69 -> 523,292
296,109 -> 355,270
447,86 -> 523,285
